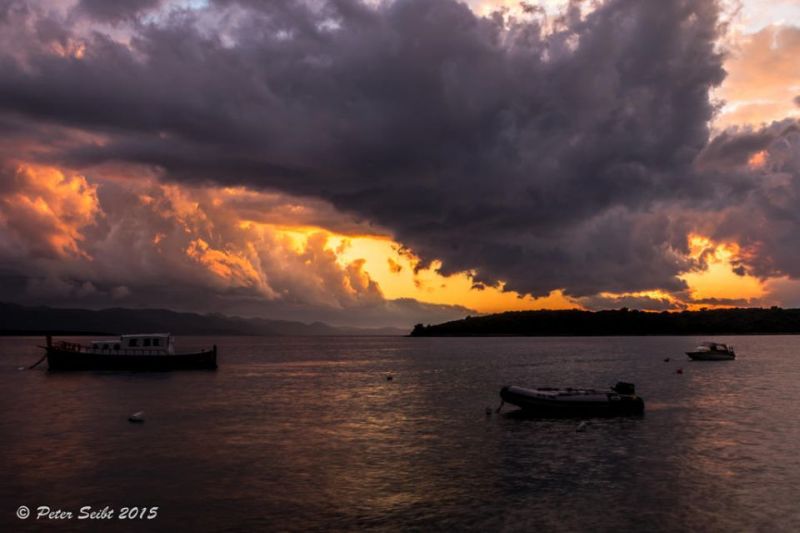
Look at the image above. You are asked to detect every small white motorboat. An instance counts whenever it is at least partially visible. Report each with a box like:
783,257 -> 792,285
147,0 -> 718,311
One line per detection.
686,342 -> 735,361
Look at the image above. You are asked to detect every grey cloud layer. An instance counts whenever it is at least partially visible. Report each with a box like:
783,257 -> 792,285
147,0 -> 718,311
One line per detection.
0,0 -> 797,307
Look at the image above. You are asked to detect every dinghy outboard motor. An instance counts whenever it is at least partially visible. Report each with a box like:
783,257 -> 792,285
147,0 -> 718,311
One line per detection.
612,382 -> 636,395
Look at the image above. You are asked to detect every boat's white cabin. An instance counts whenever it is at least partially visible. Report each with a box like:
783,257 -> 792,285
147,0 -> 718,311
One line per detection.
89,333 -> 174,354
694,341 -> 732,352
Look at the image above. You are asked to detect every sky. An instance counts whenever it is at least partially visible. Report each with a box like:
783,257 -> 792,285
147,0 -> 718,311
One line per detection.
0,0 -> 799,327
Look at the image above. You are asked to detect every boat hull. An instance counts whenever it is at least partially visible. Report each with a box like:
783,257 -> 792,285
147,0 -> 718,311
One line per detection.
46,346 -> 217,371
686,351 -> 735,361
500,386 -> 644,417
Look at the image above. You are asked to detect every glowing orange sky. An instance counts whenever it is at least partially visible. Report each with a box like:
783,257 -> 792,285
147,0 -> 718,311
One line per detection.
267,225 -> 773,313
680,235 -> 765,306
283,228 -> 575,313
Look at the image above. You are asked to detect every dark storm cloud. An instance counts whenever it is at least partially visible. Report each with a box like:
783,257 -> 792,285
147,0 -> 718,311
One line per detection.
74,0 -> 162,22
696,129 -> 775,170
707,120 -> 800,279
0,0 -> 737,299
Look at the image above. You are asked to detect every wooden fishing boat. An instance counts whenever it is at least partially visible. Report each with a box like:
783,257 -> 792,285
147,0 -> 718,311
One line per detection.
43,333 -> 217,371
499,382 -> 644,417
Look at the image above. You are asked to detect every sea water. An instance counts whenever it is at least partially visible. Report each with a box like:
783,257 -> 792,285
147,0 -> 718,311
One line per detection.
2,335 -> 799,531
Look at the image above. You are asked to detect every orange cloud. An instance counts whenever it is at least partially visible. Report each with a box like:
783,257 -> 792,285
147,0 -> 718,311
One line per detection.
185,238 -> 276,297
0,164 -> 99,258
748,149 -> 768,168
49,39 -> 86,60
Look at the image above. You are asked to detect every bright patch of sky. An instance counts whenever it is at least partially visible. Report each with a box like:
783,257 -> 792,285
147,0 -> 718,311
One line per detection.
736,0 -> 800,32
468,0 -> 799,34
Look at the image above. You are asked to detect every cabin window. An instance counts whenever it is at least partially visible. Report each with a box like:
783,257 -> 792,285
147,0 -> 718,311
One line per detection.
153,338 -> 160,347
144,338 -> 151,347
103,344 -> 109,350
128,339 -> 138,347
114,344 -> 120,350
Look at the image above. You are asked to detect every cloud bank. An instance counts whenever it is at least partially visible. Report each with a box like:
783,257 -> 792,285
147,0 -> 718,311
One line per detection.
1,0 -> 800,322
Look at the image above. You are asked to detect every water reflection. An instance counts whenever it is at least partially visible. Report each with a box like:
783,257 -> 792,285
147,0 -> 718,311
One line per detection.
2,336 -> 800,530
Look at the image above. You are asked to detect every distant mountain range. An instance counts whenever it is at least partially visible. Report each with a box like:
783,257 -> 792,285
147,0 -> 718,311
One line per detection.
0,302 -> 406,336
410,307 -> 800,336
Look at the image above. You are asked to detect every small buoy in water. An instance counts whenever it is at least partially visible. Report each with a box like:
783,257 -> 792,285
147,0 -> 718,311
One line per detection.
663,357 -> 671,362
386,375 -> 393,381
576,421 -> 589,432
128,411 -> 145,423
676,368 -> 683,375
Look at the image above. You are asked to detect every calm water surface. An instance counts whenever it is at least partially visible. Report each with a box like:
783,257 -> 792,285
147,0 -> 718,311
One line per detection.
2,336 -> 800,531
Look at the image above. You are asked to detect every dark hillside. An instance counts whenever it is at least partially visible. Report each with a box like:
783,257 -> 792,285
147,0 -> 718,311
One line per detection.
409,308 -> 800,336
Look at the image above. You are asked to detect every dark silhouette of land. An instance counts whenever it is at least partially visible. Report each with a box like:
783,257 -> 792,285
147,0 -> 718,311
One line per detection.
0,302 -> 405,336
409,308 -> 800,336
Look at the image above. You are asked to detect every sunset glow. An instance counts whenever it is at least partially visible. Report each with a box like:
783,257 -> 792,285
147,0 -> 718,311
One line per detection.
1,0 -> 799,327
681,235 -> 766,306
0,165 -> 99,258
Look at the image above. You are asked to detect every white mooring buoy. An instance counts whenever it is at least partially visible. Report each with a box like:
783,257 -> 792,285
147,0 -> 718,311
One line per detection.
128,411 -> 145,423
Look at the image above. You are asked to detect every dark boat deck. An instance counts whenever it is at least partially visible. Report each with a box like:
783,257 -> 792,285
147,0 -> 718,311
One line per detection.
46,345 -> 217,371
500,385 -> 644,417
